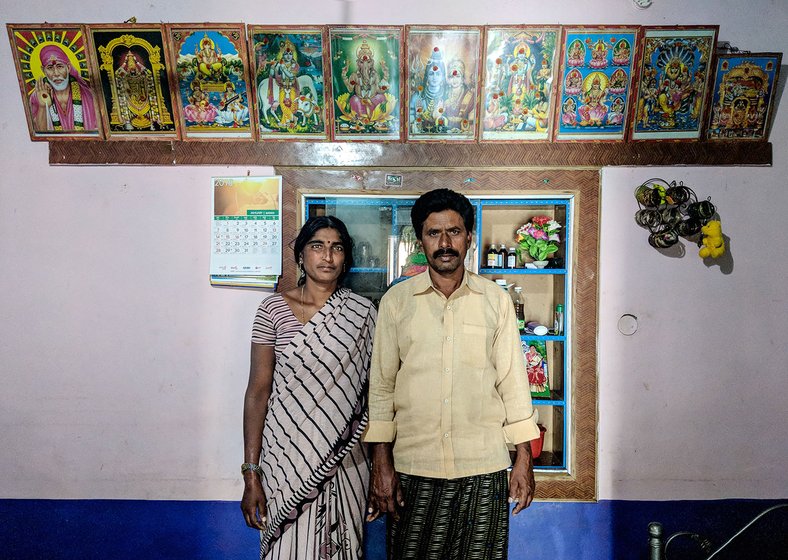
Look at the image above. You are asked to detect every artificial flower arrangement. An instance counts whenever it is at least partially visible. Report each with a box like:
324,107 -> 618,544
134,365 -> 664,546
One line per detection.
516,215 -> 561,261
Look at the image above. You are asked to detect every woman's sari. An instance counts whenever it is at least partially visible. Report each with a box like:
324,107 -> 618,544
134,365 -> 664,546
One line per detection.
260,288 -> 376,559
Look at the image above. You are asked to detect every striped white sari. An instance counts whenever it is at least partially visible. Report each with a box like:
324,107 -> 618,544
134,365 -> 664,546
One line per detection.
259,288 -> 376,559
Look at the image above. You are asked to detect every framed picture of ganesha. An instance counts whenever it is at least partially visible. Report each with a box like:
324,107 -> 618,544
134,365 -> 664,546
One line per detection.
553,26 -> 640,142
7,24 -> 105,141
167,23 -> 253,140
406,26 -> 482,142
249,26 -> 329,140
88,24 -> 180,140
329,26 -> 404,141
629,26 -> 718,141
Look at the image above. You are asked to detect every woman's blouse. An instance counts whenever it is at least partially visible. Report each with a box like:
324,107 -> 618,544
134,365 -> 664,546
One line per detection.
251,293 -> 303,360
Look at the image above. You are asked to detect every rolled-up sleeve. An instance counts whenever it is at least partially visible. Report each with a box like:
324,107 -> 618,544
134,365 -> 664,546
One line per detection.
493,290 -> 540,444
364,293 -> 400,443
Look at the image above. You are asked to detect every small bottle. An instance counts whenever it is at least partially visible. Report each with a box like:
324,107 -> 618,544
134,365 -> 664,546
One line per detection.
513,286 -> 526,331
506,246 -> 517,269
487,243 -> 498,268
554,304 -> 564,336
497,244 -> 508,269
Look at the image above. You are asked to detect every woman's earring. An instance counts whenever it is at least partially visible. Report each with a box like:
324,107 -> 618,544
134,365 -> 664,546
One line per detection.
298,257 -> 305,277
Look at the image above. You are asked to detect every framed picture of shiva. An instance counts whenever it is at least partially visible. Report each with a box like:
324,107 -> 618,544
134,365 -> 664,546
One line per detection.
706,52 -> 782,142
7,23 -> 104,140
630,26 -> 718,141
406,25 -> 482,142
329,26 -> 404,141
553,25 -> 639,142
481,25 -> 560,142
88,23 -> 180,139
249,26 -> 329,140
167,24 -> 253,140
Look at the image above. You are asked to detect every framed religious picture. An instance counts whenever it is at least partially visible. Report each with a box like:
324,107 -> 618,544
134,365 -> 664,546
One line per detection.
249,26 -> 329,140
7,23 -> 104,141
552,25 -> 640,142
629,26 -> 718,142
87,23 -> 180,140
405,25 -> 482,142
706,52 -> 782,142
328,26 -> 403,141
166,24 -> 253,140
481,25 -> 560,142
522,339 -> 551,398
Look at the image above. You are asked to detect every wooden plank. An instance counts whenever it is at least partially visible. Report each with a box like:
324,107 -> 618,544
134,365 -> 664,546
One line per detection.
50,140 -> 773,167
49,141 -> 175,166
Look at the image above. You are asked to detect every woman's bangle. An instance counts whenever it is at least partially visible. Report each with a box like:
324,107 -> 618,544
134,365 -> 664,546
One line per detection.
241,463 -> 263,477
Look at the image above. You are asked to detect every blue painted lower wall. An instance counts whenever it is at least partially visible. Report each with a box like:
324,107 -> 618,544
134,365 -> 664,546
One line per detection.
0,499 -> 785,559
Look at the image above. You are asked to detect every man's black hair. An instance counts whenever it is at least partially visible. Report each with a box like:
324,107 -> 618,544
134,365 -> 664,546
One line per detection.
411,188 -> 474,240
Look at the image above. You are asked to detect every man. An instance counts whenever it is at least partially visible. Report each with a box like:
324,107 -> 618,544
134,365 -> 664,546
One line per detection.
365,188 -> 540,560
30,44 -> 98,133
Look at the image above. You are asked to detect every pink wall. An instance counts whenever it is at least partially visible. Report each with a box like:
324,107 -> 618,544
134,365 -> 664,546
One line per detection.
1,0 -> 786,502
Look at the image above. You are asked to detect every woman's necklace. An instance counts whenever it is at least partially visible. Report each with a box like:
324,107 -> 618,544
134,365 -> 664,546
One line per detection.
299,284 -> 334,324
299,285 -> 306,324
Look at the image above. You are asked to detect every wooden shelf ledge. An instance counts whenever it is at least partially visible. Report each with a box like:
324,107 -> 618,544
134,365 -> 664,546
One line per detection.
49,140 -> 772,168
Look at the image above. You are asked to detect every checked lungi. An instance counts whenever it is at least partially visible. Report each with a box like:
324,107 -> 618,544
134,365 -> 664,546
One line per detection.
388,470 -> 510,560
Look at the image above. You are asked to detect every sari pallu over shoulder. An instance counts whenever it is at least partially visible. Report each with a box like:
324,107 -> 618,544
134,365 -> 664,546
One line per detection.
259,288 -> 376,554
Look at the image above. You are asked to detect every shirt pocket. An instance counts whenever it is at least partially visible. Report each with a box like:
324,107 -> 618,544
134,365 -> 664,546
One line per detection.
458,322 -> 491,369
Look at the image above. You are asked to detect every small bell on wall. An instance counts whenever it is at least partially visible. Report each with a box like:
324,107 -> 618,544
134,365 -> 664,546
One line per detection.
675,217 -> 702,237
687,199 -> 716,222
635,208 -> 662,228
648,228 -> 679,249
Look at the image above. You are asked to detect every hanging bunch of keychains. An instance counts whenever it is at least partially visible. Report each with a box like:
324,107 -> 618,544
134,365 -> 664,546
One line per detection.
634,179 -> 723,258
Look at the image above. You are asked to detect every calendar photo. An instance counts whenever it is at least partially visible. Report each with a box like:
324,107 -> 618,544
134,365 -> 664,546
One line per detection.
211,176 -> 283,278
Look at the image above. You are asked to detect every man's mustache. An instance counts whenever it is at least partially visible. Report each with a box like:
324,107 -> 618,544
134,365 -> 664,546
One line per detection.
433,248 -> 460,258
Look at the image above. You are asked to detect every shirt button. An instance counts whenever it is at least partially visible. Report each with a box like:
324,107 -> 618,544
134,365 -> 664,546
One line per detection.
446,336 -> 452,342
444,432 -> 450,438
443,398 -> 449,404
444,368 -> 450,373
447,305 -> 452,310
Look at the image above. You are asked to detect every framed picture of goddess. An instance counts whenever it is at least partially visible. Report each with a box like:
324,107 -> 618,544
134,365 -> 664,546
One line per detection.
406,26 -> 482,142
481,26 -> 560,142
553,26 -> 639,142
707,52 -> 782,142
629,26 -> 717,141
88,23 -> 179,139
329,26 -> 403,141
167,24 -> 253,140
249,26 -> 329,140
7,23 -> 104,140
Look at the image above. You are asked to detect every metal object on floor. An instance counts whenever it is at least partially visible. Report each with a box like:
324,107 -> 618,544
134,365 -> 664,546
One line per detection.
648,503 -> 788,559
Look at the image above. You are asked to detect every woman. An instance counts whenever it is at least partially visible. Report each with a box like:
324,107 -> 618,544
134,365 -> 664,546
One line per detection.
241,216 -> 376,560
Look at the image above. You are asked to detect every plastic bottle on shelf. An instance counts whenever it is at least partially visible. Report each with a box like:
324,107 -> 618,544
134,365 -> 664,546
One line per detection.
507,246 -> 517,269
513,286 -> 526,331
554,304 -> 564,336
486,243 -> 498,268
